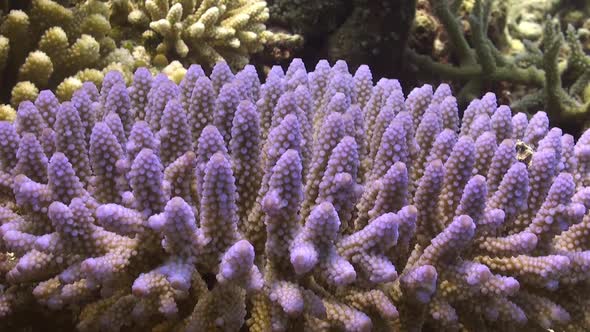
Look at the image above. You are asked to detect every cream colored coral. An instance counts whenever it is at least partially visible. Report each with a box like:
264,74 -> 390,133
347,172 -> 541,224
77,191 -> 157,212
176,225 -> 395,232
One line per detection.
130,0 -> 302,68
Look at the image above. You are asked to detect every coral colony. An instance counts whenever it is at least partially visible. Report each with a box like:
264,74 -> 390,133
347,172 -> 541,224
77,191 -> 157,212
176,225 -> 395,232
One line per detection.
0,0 -> 300,110
1,58 -> 590,332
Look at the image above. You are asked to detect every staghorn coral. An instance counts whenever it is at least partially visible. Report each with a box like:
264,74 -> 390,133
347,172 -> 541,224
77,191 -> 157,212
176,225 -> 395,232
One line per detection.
0,0 -> 300,110
1,59 -> 590,332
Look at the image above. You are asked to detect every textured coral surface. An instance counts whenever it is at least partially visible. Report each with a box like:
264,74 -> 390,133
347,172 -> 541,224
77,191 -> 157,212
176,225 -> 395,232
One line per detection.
0,0 -> 300,111
1,59 -> 590,331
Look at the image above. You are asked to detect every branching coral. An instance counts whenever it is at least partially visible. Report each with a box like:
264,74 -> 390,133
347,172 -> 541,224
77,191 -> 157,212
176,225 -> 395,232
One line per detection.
406,0 -> 590,134
0,0 -> 300,111
113,0 -> 301,68
2,59 -> 590,331
0,0 -> 135,107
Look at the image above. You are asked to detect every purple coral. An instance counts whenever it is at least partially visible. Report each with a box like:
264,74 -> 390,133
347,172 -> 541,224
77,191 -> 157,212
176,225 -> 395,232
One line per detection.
1,60 -> 590,332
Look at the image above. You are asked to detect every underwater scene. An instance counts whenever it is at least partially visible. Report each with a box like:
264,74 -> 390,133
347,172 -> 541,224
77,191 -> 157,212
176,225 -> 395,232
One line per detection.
0,0 -> 590,331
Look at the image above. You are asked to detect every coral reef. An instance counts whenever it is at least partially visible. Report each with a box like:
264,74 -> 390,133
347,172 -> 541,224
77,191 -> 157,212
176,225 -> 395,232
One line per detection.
406,0 -> 590,135
2,58 -> 590,331
0,0 -> 300,108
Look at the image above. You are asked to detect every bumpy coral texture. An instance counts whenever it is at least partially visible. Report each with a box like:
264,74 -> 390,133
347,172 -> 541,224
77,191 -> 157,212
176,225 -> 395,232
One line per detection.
0,0 -> 300,110
0,0 -> 138,108
116,0 -> 301,67
1,59 -> 590,332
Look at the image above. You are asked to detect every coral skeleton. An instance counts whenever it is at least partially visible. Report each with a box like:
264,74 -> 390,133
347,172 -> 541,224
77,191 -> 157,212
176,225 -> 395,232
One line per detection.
1,59 -> 590,332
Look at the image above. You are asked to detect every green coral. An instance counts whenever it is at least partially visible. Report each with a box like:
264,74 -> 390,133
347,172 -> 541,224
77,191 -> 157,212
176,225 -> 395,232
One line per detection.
407,0 -> 590,134
0,0 -> 301,108
535,22 -> 590,126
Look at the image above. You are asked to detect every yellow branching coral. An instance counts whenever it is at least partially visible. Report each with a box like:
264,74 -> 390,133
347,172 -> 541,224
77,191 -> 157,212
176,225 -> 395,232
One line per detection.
117,0 -> 302,68
0,104 -> 16,121
0,1 -> 138,107
0,0 -> 300,110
